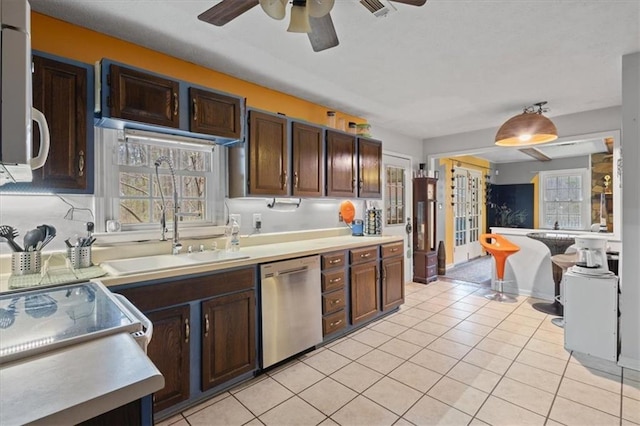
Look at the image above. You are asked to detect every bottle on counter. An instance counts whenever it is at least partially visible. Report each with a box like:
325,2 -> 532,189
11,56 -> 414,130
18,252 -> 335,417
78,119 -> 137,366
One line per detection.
230,219 -> 240,252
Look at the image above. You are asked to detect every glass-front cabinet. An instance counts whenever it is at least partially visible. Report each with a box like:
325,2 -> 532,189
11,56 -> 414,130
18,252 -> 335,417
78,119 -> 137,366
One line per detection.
413,177 -> 437,283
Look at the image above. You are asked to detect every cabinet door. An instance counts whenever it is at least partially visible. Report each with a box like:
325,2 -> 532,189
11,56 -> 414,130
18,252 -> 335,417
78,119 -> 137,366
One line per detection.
201,290 -> 256,391
32,55 -> 87,190
358,138 -> 382,198
109,64 -> 180,128
292,122 -> 323,197
248,111 -> 288,195
350,262 -> 380,325
189,87 -> 241,139
382,256 -> 404,311
326,130 -> 356,197
146,305 -> 190,412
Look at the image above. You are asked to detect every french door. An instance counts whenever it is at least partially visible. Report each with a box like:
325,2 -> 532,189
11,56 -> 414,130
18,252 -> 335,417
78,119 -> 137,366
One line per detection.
453,168 -> 483,265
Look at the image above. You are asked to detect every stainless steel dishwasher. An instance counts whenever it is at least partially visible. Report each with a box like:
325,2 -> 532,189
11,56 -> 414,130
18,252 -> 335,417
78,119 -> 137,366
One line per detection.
261,255 -> 322,368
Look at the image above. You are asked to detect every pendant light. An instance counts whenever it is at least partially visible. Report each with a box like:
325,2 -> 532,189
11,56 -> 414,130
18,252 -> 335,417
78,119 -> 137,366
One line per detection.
495,101 -> 558,147
287,0 -> 311,33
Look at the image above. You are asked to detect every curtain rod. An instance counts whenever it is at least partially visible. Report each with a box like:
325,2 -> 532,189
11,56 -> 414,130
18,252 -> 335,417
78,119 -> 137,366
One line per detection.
449,159 -> 492,172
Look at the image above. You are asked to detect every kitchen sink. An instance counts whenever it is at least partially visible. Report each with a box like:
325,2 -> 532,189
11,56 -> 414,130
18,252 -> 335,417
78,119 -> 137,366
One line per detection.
101,251 -> 250,276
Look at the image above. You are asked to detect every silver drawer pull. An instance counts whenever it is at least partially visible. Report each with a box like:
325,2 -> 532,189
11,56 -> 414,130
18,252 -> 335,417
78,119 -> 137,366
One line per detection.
331,299 -> 342,305
329,277 -> 342,284
330,319 -> 343,327
360,253 -> 371,258
329,258 -> 342,264
390,248 -> 399,252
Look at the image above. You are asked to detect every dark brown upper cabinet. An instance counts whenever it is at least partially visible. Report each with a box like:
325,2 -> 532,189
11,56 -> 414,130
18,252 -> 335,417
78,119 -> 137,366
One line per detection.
292,121 -> 324,197
326,130 -> 357,198
32,54 -> 88,191
248,111 -> 288,196
358,137 -> 382,198
189,87 -> 241,139
108,64 -> 180,128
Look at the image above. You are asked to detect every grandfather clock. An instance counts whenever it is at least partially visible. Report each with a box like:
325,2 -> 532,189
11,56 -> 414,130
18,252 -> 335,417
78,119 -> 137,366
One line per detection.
413,177 -> 438,283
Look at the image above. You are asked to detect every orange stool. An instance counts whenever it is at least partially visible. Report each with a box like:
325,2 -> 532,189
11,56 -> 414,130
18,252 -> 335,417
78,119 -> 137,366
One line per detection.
480,233 -> 520,303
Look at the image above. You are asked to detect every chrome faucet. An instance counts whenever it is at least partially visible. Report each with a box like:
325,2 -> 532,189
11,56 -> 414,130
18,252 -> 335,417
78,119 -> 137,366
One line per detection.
154,156 -> 201,255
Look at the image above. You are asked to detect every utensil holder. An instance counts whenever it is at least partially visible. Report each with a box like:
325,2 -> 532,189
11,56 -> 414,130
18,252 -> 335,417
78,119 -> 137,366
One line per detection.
67,246 -> 92,269
11,251 -> 42,275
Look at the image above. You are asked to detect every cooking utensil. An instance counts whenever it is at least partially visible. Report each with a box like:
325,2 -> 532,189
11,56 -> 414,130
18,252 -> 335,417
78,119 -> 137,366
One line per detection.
25,294 -> 58,318
0,298 -> 20,329
23,228 -> 45,252
0,225 -> 24,252
37,224 -> 57,249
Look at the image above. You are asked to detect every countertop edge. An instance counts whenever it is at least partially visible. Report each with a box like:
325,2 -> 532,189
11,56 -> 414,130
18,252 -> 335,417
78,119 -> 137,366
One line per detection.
97,235 -> 404,287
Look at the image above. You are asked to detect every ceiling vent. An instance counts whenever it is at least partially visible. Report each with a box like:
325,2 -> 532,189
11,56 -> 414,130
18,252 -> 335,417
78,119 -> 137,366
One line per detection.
360,0 -> 398,18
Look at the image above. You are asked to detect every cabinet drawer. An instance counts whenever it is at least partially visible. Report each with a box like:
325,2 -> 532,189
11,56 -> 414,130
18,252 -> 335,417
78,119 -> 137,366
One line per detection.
322,270 -> 345,292
427,265 -> 437,279
381,242 -> 403,258
322,288 -> 346,314
322,310 -> 347,336
427,253 -> 438,267
350,247 -> 378,265
322,252 -> 345,269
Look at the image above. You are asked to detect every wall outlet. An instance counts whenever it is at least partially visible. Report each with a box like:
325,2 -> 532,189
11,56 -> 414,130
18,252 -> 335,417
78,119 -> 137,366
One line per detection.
253,213 -> 262,229
229,214 -> 241,227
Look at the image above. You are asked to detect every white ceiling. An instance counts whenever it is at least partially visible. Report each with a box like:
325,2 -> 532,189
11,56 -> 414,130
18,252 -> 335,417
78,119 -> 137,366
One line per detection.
29,0 -> 640,140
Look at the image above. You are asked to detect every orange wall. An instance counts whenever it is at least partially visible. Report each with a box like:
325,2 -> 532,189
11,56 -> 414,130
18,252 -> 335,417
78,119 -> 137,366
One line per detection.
31,13 -> 364,127
439,156 -> 490,265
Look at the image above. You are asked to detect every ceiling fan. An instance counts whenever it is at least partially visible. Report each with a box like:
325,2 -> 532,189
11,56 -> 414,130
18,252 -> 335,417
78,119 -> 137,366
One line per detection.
198,0 -> 427,52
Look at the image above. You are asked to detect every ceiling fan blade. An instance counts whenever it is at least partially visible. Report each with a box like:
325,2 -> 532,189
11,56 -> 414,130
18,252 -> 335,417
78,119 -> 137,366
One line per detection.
308,13 -> 339,52
198,0 -> 259,26
389,0 -> 427,6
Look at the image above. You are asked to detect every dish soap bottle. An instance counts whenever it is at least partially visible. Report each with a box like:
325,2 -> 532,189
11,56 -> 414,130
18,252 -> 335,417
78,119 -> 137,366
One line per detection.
230,218 -> 240,252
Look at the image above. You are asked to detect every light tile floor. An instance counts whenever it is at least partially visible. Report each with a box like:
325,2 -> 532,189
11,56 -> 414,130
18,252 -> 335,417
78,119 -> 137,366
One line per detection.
156,280 -> 640,426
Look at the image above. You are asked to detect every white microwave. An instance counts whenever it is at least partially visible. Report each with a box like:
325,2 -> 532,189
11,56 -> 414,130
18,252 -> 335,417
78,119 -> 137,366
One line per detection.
0,0 -> 49,186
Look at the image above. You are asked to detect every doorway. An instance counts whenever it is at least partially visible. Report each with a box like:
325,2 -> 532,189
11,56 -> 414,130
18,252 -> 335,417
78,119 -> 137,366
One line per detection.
453,167 -> 483,265
382,153 -> 412,281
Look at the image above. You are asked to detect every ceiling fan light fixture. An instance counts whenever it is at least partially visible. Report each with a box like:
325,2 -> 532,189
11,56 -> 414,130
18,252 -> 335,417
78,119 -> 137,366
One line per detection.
287,1 -> 312,33
308,0 -> 335,18
495,102 -> 558,147
259,0 -> 287,20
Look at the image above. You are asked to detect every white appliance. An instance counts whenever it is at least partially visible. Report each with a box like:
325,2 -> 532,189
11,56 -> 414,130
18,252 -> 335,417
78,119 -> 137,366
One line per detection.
564,270 -> 619,362
571,235 -> 610,276
0,0 -> 50,185
260,255 -> 322,368
0,281 -> 153,364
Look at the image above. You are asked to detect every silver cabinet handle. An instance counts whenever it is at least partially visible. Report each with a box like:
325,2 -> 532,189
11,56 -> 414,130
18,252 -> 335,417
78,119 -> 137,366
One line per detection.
192,98 -> 198,120
282,170 -> 288,189
294,172 -> 299,188
360,252 -> 371,258
173,92 -> 179,116
329,277 -> 342,283
330,319 -> 343,327
330,298 -> 342,305
78,150 -> 85,177
390,247 -> 399,252
185,318 -> 190,343
204,313 -> 210,336
329,258 -> 342,265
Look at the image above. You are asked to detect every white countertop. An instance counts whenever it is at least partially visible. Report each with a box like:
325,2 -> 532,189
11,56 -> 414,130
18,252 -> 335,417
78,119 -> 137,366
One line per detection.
97,234 -> 403,287
0,332 -> 163,425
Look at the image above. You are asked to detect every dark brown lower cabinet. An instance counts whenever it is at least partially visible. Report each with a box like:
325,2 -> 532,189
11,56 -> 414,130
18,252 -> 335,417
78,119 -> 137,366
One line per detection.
350,262 -> 380,325
382,256 -> 404,311
201,290 -> 256,391
146,305 -> 190,412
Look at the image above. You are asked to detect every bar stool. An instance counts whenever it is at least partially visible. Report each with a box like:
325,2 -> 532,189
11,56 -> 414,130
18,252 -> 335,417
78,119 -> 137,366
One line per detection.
549,252 -> 578,327
480,233 -> 520,303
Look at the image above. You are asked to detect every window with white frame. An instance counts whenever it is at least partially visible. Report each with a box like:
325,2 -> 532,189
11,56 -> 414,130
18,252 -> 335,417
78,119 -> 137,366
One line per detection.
385,166 -> 405,225
101,131 -> 219,231
540,169 -> 590,230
